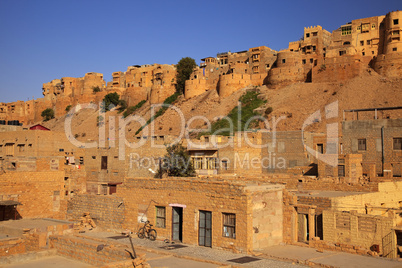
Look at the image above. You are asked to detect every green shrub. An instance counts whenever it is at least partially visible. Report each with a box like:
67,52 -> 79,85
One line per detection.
101,92 -> 120,112
200,90 -> 266,136
154,143 -> 195,178
41,108 -> 55,121
123,100 -> 146,118
117,100 -> 128,113
92,86 -> 101,93
135,92 -> 180,135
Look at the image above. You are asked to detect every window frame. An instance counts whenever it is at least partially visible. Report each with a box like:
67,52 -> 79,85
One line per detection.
221,160 -> 228,170
358,139 -> 367,151
156,206 -> 166,228
222,213 -> 236,239
393,138 -> 402,151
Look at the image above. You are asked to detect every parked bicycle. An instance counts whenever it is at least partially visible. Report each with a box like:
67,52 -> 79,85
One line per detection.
137,220 -> 157,241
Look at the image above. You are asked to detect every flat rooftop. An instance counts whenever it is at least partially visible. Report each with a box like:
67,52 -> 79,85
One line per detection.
0,218 -> 73,230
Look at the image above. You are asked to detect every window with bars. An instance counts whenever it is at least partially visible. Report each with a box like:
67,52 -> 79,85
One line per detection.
193,157 -> 203,170
222,213 -> 236,238
362,23 -> 370,33
5,143 -> 14,156
206,158 -> 218,170
358,139 -> 366,151
394,138 -> 402,150
341,25 -> 352,35
156,206 -> 166,228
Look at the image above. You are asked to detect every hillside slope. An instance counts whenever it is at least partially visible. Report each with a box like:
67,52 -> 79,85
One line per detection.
43,68 -> 402,141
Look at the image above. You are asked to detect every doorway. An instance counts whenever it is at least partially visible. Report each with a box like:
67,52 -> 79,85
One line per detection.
101,156 -> 108,170
172,207 -> 183,242
199,210 -> 212,247
315,214 -> 323,240
297,213 -> 309,243
396,230 -> 402,258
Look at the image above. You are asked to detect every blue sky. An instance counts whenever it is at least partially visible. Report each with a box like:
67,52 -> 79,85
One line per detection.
0,0 -> 400,103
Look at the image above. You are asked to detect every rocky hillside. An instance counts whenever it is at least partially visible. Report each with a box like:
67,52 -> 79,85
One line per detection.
43,68 -> 402,141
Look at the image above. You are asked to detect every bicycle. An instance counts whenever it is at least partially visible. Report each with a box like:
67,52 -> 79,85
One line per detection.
137,220 -> 157,241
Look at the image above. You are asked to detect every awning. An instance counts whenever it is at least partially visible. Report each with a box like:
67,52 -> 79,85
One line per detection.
0,200 -> 21,206
107,182 -> 122,186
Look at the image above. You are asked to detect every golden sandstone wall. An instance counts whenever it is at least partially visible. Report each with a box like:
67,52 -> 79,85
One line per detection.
116,178 -> 284,253
0,171 -> 66,219
267,52 -> 305,85
218,74 -> 252,97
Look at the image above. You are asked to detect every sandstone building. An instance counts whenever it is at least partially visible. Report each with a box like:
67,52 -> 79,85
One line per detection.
0,9 -> 402,263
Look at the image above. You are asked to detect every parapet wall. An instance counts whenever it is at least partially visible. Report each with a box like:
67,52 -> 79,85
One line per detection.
123,87 -> 149,106
312,55 -> 367,83
267,51 -> 305,85
185,78 -> 210,99
373,52 -> 402,77
49,236 -> 133,266
67,194 -> 125,231
267,66 -> 305,85
149,85 -> 176,104
218,73 -> 252,97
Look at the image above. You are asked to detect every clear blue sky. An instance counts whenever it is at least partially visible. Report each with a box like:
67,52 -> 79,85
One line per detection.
0,0 -> 400,103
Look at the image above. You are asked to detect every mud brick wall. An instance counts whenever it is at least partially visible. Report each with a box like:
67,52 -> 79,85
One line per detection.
258,175 -> 379,192
309,239 -> 373,256
0,171 -> 66,219
342,119 -> 402,176
323,210 -> 394,254
49,235 -> 131,265
213,174 -> 379,192
262,131 -> 310,173
0,231 -> 46,258
0,238 -> 25,257
67,194 -> 125,231
297,196 -> 331,214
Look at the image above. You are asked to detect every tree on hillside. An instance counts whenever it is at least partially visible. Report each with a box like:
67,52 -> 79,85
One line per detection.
175,57 -> 197,94
41,108 -> 55,121
155,143 -> 196,178
101,92 -> 120,112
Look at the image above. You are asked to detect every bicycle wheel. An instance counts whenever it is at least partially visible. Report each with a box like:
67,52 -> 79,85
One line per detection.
148,229 -> 157,241
137,228 -> 145,239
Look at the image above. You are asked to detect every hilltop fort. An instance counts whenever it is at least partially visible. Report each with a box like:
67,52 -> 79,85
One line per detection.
0,10 -> 402,266
0,10 -> 401,126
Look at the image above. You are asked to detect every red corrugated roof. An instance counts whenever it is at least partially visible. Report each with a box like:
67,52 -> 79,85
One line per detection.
29,124 -> 50,131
